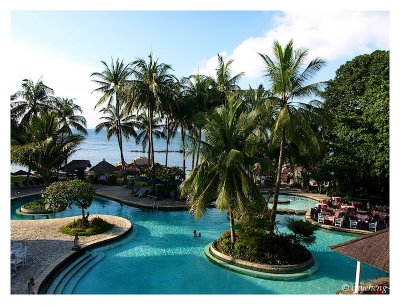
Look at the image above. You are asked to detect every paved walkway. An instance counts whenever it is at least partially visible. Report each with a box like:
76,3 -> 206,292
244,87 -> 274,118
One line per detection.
94,185 -> 188,210
10,214 -> 131,294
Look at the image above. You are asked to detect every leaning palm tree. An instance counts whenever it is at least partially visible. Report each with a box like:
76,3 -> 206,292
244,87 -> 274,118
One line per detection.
91,58 -> 133,183
11,78 -> 55,124
259,39 -> 326,223
180,94 -> 266,245
127,53 -> 177,168
95,104 -> 137,178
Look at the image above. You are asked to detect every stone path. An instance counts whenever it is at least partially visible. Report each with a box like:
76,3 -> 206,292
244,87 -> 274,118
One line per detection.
10,214 -> 131,294
94,184 -> 188,210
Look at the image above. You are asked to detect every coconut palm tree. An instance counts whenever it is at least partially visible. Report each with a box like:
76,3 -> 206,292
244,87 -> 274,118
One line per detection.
181,74 -> 218,167
91,58 -> 133,183
54,97 -> 87,135
258,39 -> 326,223
131,112 -> 165,161
11,112 -> 84,185
53,97 -> 88,174
10,78 -> 55,124
127,53 -> 177,168
180,94 -> 265,245
95,104 -> 137,177
214,54 -> 244,105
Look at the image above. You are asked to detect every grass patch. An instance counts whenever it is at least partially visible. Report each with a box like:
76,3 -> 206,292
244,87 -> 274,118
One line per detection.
61,217 -> 114,236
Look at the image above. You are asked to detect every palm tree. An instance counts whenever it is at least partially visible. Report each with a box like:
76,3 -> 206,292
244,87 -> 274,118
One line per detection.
11,78 -> 55,124
181,74 -> 218,167
11,112 -> 84,185
180,94 -> 265,245
214,54 -> 244,104
54,97 -> 87,135
95,104 -> 137,175
91,58 -> 133,183
258,39 -> 326,223
53,97 -> 88,174
127,53 -> 177,169
131,112 -> 165,161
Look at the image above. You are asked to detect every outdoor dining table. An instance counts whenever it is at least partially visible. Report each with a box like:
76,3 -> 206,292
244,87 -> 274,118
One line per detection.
372,211 -> 389,221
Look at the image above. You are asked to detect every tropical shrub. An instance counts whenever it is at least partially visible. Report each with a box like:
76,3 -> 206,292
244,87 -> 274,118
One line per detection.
286,218 -> 317,245
61,216 -> 113,236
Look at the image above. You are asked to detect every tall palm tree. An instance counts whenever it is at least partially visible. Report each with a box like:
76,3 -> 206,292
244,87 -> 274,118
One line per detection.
259,39 -> 326,223
180,94 -> 265,245
11,78 -> 55,124
95,104 -> 137,175
127,53 -> 177,169
91,58 -> 133,183
181,74 -> 218,167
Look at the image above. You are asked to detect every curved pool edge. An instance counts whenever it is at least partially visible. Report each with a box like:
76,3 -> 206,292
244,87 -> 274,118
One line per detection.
204,242 -> 319,281
35,215 -> 132,294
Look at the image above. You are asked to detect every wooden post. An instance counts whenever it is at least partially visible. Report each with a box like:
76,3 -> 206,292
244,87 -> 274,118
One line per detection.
354,260 -> 362,294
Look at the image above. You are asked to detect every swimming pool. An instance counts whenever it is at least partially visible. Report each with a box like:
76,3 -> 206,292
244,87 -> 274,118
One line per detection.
263,194 -> 319,211
11,196 -> 386,294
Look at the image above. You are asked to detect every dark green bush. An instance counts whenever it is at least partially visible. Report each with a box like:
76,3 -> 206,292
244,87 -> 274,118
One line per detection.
106,174 -> 118,185
286,218 -> 317,245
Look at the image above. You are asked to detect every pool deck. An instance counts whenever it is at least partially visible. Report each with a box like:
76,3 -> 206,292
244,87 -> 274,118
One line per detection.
10,214 -> 131,294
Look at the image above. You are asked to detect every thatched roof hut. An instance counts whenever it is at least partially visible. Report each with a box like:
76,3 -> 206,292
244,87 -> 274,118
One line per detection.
11,169 -> 30,176
330,228 -> 389,293
62,160 -> 92,172
330,228 -> 389,272
89,159 -> 117,174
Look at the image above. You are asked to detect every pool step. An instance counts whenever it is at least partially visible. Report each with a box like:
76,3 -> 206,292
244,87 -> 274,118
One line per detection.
47,251 -> 104,294
47,252 -> 92,294
62,252 -> 105,294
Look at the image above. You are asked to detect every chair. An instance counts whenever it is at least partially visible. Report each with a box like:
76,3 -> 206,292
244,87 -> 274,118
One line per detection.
349,219 -> 358,229
334,217 -> 344,227
368,221 -> 378,232
317,214 -> 325,224
13,244 -> 27,266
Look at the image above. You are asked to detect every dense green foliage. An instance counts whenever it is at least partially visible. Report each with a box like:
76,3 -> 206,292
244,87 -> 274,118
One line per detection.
61,216 -> 113,236
216,230 -> 311,265
320,50 -> 389,197
43,180 -> 96,224
286,218 -> 317,245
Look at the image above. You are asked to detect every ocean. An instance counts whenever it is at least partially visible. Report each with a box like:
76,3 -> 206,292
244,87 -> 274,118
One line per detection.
10,129 -> 192,173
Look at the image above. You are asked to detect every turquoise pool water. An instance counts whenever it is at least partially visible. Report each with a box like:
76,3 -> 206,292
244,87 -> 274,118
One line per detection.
263,194 -> 318,210
11,196 -> 386,294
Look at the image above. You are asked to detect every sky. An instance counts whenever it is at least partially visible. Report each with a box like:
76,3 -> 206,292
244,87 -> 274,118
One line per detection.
2,0 -> 399,304
7,9 -> 390,128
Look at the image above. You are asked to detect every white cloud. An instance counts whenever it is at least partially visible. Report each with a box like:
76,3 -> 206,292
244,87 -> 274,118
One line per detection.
198,11 -> 389,80
10,42 -> 102,128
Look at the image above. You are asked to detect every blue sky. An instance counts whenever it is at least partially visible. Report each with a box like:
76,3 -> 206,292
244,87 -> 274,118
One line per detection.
9,9 -> 390,128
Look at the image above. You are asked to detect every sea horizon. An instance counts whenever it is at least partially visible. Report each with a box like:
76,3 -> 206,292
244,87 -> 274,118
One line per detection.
11,129 -> 191,173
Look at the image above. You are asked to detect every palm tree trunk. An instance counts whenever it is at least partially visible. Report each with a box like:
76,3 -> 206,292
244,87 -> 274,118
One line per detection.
24,158 -> 32,184
148,107 -> 154,169
228,206 -> 236,245
270,132 -> 285,224
196,128 -> 201,167
181,126 -> 186,179
165,115 -> 169,167
115,97 -> 127,185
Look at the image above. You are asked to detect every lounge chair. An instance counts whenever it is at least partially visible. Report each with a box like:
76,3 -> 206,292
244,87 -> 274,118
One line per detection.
349,220 -> 358,229
368,221 -> 378,232
317,214 -> 325,224
133,188 -> 150,198
334,217 -> 344,227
